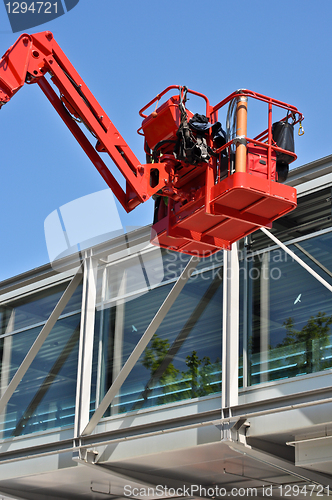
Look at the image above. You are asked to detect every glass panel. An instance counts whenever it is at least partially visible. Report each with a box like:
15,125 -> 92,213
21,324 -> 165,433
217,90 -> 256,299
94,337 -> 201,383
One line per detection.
96,249 -> 168,307
0,281 -> 82,336
0,281 -> 82,438
0,314 -> 80,438
95,266 -> 223,416
0,325 -> 42,391
247,231 -> 332,385
96,248 -> 223,307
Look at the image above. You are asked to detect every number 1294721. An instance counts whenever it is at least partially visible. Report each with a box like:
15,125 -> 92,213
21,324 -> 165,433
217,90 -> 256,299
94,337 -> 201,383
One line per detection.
6,2 -> 58,14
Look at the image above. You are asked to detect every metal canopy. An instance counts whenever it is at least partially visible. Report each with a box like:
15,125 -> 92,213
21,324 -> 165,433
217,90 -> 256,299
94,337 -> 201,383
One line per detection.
0,435 -> 331,500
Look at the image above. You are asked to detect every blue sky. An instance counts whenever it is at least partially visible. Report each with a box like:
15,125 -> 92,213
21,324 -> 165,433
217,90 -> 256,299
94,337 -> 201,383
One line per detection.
0,0 -> 330,281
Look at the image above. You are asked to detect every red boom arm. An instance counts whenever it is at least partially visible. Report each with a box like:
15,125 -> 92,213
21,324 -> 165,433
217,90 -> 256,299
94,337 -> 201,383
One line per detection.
0,31 -> 167,212
0,31 -> 305,257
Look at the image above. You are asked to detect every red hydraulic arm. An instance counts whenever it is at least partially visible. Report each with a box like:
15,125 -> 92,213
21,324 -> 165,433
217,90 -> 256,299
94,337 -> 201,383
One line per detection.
0,31 -> 167,212
0,31 -> 305,256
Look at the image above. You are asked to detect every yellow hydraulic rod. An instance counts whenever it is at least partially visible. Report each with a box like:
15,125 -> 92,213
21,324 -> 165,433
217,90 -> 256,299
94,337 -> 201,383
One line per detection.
235,95 -> 248,173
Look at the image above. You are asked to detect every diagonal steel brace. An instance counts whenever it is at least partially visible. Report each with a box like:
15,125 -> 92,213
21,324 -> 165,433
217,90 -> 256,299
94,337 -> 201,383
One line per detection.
81,256 -> 199,436
0,267 -> 83,416
260,227 -> 332,293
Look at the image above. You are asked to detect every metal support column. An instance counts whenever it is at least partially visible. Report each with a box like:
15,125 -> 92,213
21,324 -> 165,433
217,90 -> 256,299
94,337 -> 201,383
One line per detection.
95,266 -> 107,409
0,311 -> 14,438
112,270 -> 126,414
260,252 -> 270,383
222,243 -> 239,413
74,251 -> 98,439
242,241 -> 249,388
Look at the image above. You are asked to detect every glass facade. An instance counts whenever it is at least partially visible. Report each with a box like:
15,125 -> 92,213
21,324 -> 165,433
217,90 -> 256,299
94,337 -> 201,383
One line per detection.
1,180 -> 332,439
92,249 -> 223,415
243,229 -> 332,385
0,282 -> 82,438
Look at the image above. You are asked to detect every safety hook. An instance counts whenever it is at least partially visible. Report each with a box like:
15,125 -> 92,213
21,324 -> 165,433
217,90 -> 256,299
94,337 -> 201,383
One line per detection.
298,121 -> 305,136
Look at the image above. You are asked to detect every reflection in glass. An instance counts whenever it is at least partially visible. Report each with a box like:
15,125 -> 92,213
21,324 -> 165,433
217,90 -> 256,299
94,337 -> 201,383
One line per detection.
0,283 -> 82,336
247,231 -> 332,384
93,264 -> 223,416
0,283 -> 82,438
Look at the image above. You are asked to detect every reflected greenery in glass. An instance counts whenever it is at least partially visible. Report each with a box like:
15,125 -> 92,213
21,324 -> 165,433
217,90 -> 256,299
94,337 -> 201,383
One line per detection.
247,231 -> 332,385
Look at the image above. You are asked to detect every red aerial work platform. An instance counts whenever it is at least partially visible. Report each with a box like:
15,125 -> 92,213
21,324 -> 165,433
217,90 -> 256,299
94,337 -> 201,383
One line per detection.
140,87 -> 303,256
152,171 -> 297,256
0,32 -> 304,256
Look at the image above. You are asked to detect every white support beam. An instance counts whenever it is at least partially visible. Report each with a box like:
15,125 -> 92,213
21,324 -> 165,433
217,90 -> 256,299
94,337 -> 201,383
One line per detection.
95,266 -> 108,408
74,251 -> 98,438
112,270 -> 126,415
260,252 -> 269,383
0,267 -> 82,416
242,242 -> 249,388
0,311 -> 14,439
81,256 -> 199,437
260,227 -> 332,293
0,310 -> 15,398
222,243 -> 239,412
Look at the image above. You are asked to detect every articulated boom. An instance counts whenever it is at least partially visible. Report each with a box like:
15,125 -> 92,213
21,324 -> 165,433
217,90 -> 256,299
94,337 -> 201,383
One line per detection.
0,31 -> 166,212
0,31 -> 304,256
